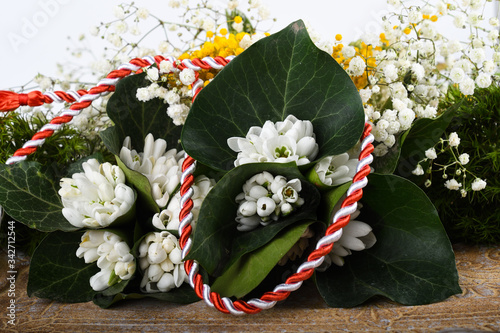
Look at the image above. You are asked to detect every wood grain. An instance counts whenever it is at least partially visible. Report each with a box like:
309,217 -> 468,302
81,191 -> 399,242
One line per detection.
1,244 -> 499,332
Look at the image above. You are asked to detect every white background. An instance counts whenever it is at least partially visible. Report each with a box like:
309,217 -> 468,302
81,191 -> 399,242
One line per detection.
0,0 -> 497,89
0,0 -> 390,89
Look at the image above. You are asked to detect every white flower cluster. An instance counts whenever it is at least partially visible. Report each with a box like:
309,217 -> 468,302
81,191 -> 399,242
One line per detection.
59,159 -> 136,229
412,132 -> 487,197
314,153 -> 359,187
235,171 -> 305,231
227,115 -> 319,167
76,230 -> 136,291
318,203 -> 376,269
152,176 -> 215,231
138,231 -> 188,293
120,133 -> 184,208
347,0 -> 499,157
135,62 -> 194,126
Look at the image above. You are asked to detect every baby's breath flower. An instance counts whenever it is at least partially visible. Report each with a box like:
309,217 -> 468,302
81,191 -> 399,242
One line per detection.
179,68 -> 196,85
136,7 -> 149,20
412,164 -> 425,176
458,153 -> 470,165
445,179 -> 462,190
459,77 -> 475,96
425,148 -> 438,160
113,6 -> 125,19
448,132 -> 461,147
347,56 -> 366,77
471,178 -> 487,191
475,73 -> 492,88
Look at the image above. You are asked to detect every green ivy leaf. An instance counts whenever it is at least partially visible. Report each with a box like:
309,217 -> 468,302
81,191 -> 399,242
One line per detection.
317,182 -> 352,224
315,174 -> 461,307
186,162 -> 321,275
100,72 -> 182,155
371,133 -> 404,174
181,20 -> 364,171
211,220 -> 314,298
0,161 -> 76,232
115,155 -> 159,213
27,231 -> 98,302
396,102 -> 461,178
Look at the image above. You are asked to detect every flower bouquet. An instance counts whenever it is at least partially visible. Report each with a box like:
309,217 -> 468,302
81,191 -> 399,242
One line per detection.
4,0 -> 497,314
0,18 -> 461,313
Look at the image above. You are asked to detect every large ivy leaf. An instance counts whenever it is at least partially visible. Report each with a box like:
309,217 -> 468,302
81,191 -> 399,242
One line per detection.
395,102 -> 461,178
0,161 -> 77,232
315,174 -> 461,307
211,220 -> 314,298
27,231 -> 98,302
181,20 -> 365,171
186,162 -> 321,275
100,72 -> 182,155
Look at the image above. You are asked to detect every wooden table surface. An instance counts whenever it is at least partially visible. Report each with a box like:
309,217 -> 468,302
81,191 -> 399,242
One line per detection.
1,244 -> 499,333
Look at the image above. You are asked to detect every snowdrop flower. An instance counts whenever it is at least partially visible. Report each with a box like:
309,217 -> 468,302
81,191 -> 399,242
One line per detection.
458,153 -> 470,165
59,159 -> 136,229
445,179 -> 462,190
314,153 -> 358,187
120,134 -> 184,208
448,132 -> 461,147
235,172 -> 305,231
138,231 -> 188,293
318,204 -> 376,269
77,230 -> 136,291
152,176 -> 215,231
425,148 -> 438,160
227,115 -> 319,167
471,178 -> 487,191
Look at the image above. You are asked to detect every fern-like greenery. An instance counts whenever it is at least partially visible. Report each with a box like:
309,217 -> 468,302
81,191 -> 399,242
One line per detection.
425,84 -> 500,244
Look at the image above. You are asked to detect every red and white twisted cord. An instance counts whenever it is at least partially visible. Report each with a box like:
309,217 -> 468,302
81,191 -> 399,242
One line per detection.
4,55 -> 234,165
178,123 -> 374,315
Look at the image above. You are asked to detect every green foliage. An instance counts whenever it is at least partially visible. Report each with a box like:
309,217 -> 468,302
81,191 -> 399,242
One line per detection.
423,85 -> 500,244
315,174 -> 461,307
0,110 -> 103,167
186,162 -> 321,276
100,72 -> 182,155
182,20 -> 365,171
27,231 -> 100,303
